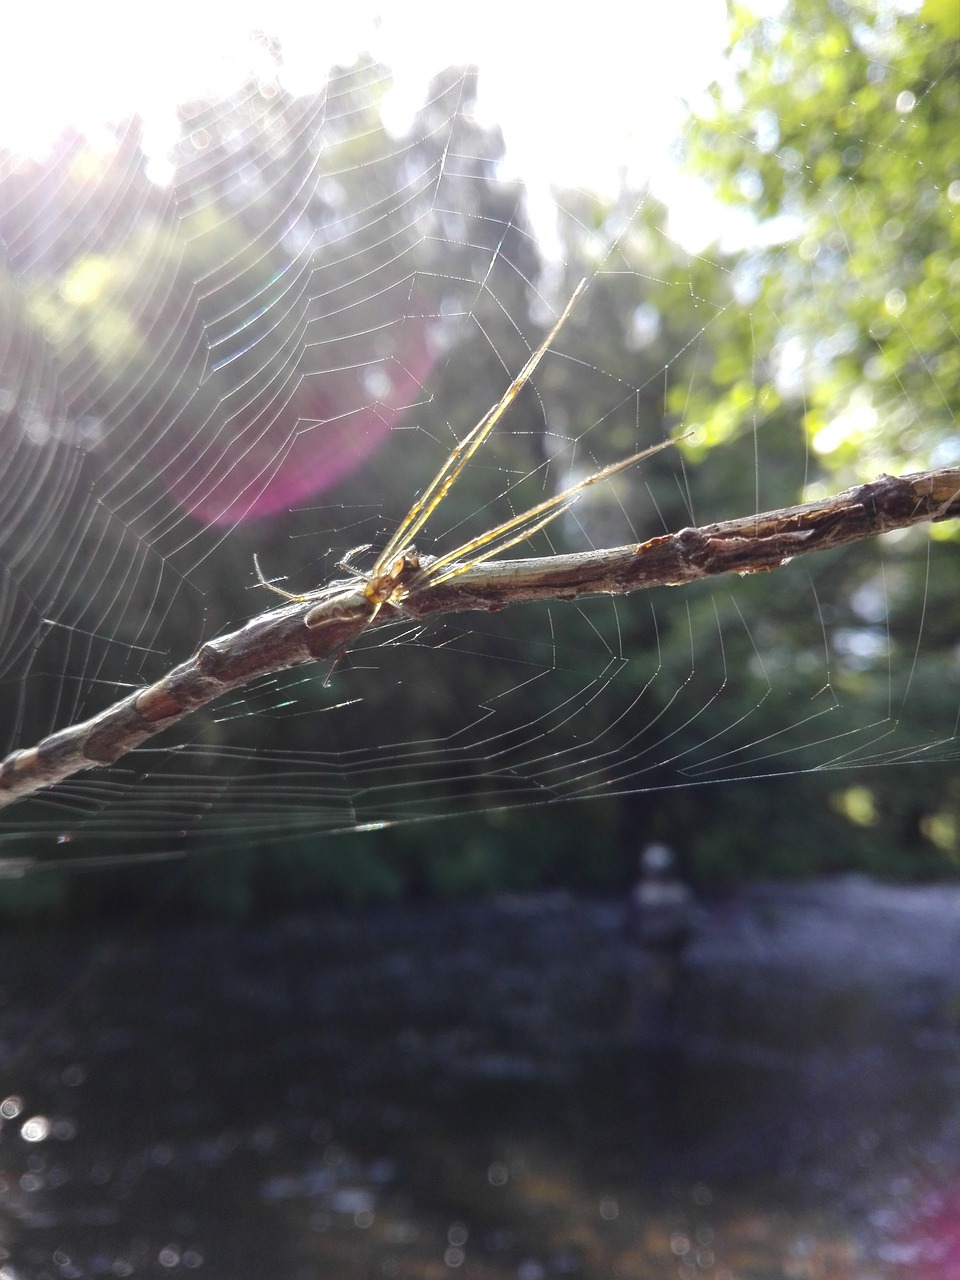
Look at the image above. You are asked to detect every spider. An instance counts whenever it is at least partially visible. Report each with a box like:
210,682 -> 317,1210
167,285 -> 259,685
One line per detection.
255,279 -> 676,629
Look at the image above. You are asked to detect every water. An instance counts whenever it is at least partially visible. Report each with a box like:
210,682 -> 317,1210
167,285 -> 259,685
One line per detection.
2,879 -> 960,1278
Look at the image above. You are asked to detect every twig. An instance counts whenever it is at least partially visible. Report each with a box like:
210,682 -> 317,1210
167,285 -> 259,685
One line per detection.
1,466 -> 957,809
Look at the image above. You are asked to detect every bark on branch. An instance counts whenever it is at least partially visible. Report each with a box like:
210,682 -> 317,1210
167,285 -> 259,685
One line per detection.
2,466 -> 958,810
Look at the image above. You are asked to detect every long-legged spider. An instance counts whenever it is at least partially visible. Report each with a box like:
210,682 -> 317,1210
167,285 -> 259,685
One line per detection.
256,279 -> 678,629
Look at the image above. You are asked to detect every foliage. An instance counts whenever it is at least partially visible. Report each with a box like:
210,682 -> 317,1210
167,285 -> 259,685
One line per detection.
1,10 -> 959,918
687,0 -> 960,479
668,0 -> 960,882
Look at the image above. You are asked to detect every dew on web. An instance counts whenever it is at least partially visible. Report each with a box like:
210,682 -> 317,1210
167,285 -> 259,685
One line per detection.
0,14 -> 954,884
0,10 -> 959,1280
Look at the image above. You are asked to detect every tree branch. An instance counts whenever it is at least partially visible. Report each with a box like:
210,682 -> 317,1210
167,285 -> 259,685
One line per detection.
2,467 -> 958,810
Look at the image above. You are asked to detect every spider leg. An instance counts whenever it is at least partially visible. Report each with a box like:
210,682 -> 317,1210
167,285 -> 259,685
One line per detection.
253,553 -> 308,603
415,435 -> 682,591
414,502 -> 579,591
370,279 -> 589,580
337,544 -> 373,576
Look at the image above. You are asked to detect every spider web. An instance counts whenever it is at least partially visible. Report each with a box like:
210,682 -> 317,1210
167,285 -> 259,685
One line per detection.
0,7 -> 958,892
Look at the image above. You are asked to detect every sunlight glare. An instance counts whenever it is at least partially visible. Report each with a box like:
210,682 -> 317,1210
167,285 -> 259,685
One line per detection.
2,0 -> 730,246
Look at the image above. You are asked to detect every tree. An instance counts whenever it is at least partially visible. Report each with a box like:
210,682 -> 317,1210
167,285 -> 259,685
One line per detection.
688,0 -> 959,477
2,18 -> 959,915
676,0 -> 960,872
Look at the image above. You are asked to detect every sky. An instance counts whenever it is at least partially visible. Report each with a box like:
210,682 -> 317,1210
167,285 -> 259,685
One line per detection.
0,0 -> 733,246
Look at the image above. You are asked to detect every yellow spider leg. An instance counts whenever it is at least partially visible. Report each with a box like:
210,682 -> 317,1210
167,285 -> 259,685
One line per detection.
370,278 -> 588,578
337,544 -> 373,576
413,435 -> 681,592
253,552 -> 308,602
413,501 -> 580,590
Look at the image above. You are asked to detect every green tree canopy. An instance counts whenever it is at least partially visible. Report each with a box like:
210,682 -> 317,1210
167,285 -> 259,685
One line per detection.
2,13 -> 960,915
688,0 -> 959,479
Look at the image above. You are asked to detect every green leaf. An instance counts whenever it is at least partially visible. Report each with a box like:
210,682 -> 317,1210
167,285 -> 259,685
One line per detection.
922,0 -> 960,40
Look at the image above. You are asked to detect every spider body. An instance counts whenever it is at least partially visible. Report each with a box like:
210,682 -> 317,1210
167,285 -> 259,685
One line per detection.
255,279 -> 678,652
362,548 -> 422,612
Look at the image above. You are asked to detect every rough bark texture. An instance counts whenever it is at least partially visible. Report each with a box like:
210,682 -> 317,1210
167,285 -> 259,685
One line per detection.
2,468 -> 957,809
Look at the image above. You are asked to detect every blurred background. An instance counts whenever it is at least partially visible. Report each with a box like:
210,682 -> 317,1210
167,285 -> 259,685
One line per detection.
1,0 -> 959,1275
